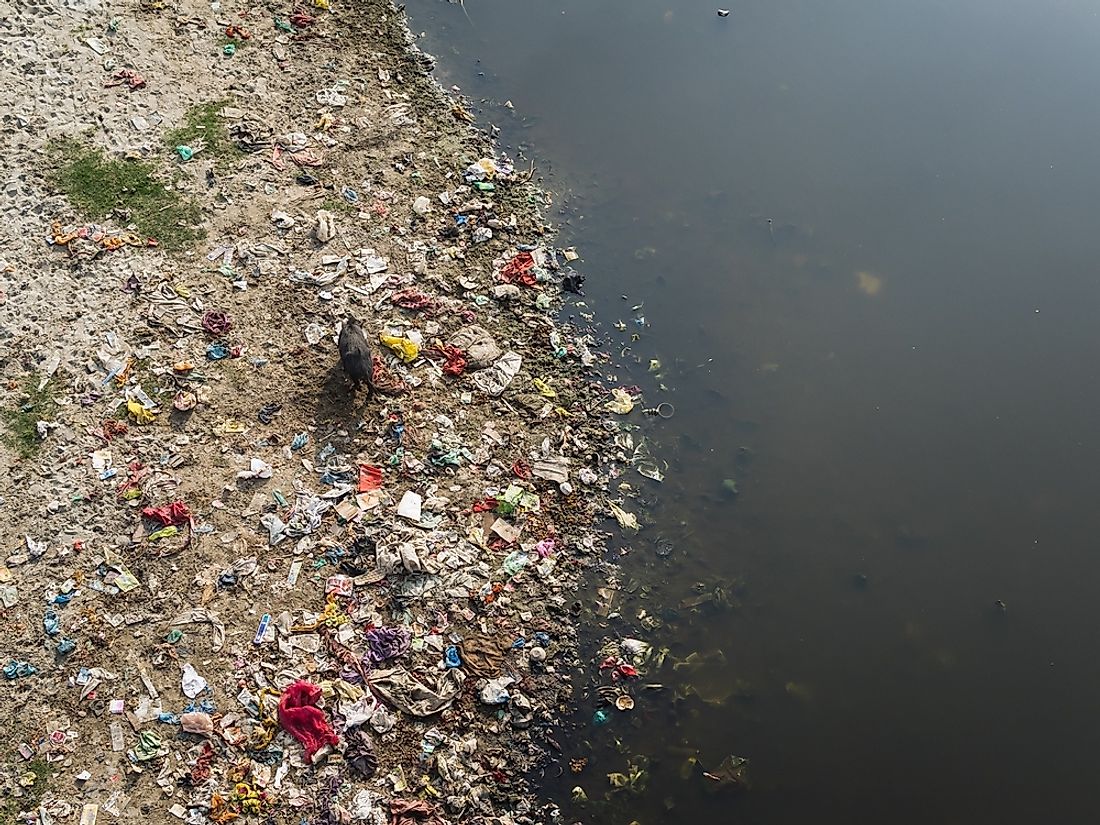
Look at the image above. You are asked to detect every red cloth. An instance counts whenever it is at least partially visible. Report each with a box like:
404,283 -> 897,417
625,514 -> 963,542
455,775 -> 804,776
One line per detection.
371,355 -> 407,395
358,464 -> 383,492
201,309 -> 233,336
498,252 -> 537,287
142,501 -> 192,526
426,344 -> 467,376
278,680 -> 338,759
390,288 -> 437,312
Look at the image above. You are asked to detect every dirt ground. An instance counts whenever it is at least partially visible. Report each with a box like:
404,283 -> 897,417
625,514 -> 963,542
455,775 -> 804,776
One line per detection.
0,0 -> 640,821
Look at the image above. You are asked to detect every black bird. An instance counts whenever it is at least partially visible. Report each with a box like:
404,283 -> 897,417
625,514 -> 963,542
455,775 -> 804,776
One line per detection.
338,315 -> 374,394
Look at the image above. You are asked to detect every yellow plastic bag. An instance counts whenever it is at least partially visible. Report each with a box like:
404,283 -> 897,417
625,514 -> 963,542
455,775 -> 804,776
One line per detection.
532,378 -> 557,398
380,334 -> 419,363
605,388 -> 634,415
608,502 -> 639,531
127,400 -> 156,424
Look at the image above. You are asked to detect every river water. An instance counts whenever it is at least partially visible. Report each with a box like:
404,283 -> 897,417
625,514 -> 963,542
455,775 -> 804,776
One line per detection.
405,0 -> 1100,821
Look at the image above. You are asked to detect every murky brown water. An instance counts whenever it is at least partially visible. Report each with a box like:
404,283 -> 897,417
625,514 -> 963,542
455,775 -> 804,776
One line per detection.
406,0 -> 1100,821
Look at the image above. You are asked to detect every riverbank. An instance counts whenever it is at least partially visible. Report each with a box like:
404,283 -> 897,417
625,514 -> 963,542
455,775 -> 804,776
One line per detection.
0,0 -> 642,821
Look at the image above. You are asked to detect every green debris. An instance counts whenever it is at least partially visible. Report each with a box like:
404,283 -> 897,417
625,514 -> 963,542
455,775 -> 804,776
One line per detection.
129,729 -> 167,761
148,525 -> 179,541
784,681 -> 813,702
606,759 -> 648,794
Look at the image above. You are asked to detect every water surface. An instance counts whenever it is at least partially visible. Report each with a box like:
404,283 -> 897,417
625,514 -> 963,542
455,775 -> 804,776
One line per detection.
405,0 -> 1100,821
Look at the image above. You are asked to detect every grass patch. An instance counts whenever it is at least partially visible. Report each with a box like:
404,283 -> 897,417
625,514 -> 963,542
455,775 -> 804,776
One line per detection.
165,100 -> 236,161
1,758 -> 52,821
50,140 -> 204,250
2,379 -> 59,459
321,196 -> 356,214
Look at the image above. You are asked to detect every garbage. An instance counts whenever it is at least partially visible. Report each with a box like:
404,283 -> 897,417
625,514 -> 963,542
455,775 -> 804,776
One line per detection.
369,667 -> 465,716
479,676 -> 514,705
314,209 -> 337,243
3,661 -> 37,679
703,754 -> 750,789
380,333 -> 420,363
105,68 -> 147,90
180,663 -> 207,698
532,456 -> 570,484
278,680 -> 339,760
459,635 -> 505,677
426,342 -> 467,376
609,501 -> 640,530
236,457 -> 273,480
0,4 -> 675,820
129,729 -> 167,762
345,725 -> 378,777
498,251 -> 538,287
448,324 -> 502,367
364,626 -> 411,666
471,350 -> 522,396
180,711 -> 214,736
605,388 -> 636,414
397,490 -> 423,521
390,799 -> 448,825
170,608 -> 225,651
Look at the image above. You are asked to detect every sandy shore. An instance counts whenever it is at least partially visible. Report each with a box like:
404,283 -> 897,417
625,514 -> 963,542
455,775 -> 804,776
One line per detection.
0,0 -> 642,821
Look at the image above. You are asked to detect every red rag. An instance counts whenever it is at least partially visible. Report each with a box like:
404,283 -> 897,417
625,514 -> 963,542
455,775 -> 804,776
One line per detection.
615,664 -> 640,680
358,464 -> 384,492
278,680 -> 338,759
427,344 -> 467,377
498,252 -> 537,287
390,288 -> 436,312
141,500 -> 192,526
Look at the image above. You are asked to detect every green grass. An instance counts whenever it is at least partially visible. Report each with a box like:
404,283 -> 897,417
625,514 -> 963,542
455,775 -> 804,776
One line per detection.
50,140 -> 204,251
321,196 -> 356,214
2,379 -> 59,458
164,100 -> 236,161
1,757 -> 51,820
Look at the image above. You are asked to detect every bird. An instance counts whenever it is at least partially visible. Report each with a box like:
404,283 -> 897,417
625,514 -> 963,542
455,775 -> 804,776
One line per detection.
338,314 -> 374,394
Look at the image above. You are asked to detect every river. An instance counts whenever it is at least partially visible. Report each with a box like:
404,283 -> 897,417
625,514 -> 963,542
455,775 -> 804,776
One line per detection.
405,0 -> 1100,821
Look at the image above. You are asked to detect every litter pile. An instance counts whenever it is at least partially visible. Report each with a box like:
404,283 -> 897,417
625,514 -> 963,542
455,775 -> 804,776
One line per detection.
0,0 -> 660,822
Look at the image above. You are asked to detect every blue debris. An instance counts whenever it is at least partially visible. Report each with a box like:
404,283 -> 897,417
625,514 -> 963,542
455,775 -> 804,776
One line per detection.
3,661 -> 37,679
444,646 -> 462,668
43,609 -> 61,636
